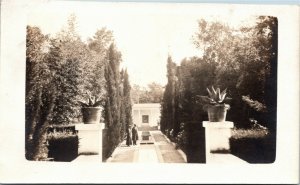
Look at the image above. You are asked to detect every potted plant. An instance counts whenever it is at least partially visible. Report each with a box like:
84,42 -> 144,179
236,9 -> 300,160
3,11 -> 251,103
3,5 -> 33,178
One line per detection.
78,95 -> 103,124
198,86 -> 231,122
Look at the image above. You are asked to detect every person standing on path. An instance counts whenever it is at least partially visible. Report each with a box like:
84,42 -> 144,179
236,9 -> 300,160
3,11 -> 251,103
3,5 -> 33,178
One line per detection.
132,124 -> 139,145
126,125 -> 133,146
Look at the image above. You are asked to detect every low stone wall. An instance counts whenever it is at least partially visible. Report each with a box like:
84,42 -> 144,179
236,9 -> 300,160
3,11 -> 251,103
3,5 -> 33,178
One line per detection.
138,126 -> 159,131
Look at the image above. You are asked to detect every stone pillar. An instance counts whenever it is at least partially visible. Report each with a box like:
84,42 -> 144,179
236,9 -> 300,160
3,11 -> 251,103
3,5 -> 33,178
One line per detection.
75,123 -> 105,162
203,121 -> 234,162
150,108 -> 153,127
138,109 -> 141,127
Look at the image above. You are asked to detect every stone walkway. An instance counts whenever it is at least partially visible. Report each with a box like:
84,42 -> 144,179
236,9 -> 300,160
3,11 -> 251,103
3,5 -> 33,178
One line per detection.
106,130 -> 186,163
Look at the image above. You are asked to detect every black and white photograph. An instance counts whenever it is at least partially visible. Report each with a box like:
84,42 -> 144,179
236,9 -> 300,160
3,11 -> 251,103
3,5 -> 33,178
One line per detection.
0,0 -> 299,184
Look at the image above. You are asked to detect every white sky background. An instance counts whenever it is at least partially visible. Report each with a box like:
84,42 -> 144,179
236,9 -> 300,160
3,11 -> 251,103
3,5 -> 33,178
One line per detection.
28,1 -> 256,87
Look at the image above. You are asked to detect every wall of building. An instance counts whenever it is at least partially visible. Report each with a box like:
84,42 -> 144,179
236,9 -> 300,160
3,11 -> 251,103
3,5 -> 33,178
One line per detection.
132,104 -> 161,127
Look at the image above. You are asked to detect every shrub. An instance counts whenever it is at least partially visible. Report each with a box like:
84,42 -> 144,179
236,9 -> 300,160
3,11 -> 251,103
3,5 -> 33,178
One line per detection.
231,127 -> 269,139
230,127 -> 275,163
175,123 -> 188,150
179,121 -> 206,163
169,129 -> 174,138
241,95 -> 268,128
47,131 -> 78,162
242,95 -> 267,112
47,124 -> 76,133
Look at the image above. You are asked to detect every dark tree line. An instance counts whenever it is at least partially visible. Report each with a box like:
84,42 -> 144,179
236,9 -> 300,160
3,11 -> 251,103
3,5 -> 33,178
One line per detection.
25,15 -> 132,160
160,16 -> 277,150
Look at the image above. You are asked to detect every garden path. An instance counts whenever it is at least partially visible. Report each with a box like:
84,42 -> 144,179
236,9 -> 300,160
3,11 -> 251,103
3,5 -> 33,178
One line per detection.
106,130 -> 186,163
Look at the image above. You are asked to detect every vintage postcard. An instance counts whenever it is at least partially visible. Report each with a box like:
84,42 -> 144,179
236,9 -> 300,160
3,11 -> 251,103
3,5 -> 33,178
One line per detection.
0,0 -> 299,184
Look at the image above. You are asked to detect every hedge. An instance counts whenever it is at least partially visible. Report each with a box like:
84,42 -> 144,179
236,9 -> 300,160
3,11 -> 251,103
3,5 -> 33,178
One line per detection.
230,128 -> 276,163
47,131 -> 78,162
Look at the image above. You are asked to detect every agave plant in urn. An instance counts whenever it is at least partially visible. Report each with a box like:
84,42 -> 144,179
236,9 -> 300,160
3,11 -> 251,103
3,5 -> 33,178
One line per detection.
78,94 -> 104,124
198,86 -> 232,122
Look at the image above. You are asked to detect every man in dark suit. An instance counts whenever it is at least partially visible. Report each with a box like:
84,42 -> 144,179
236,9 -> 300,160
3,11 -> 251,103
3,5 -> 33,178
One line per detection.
126,125 -> 133,146
132,124 -> 139,145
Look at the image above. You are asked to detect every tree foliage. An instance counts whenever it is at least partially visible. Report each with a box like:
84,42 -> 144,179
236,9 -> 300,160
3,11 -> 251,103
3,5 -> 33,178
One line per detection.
131,82 -> 164,103
161,16 -> 278,145
160,56 -> 177,135
26,26 -> 57,160
104,43 -> 123,156
119,69 -> 133,142
25,14 -> 132,160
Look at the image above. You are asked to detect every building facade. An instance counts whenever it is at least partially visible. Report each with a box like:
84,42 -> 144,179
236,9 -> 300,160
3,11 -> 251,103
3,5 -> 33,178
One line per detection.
132,103 -> 161,128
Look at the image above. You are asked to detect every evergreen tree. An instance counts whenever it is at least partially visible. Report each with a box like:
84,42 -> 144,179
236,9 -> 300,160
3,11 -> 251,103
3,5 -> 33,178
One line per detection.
104,43 -> 122,155
123,69 -> 133,128
118,69 -> 133,142
160,56 -> 177,136
119,69 -> 126,142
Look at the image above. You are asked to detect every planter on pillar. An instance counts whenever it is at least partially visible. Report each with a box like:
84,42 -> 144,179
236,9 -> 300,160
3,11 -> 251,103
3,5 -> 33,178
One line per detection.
78,95 -> 104,124
73,94 -> 105,162
198,86 -> 231,122
198,86 -> 234,163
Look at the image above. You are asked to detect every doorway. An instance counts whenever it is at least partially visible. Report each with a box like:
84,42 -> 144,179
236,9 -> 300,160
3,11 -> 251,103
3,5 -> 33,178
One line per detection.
142,115 -> 149,124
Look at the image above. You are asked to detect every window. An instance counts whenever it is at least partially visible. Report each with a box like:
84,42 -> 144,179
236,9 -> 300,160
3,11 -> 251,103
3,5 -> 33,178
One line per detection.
142,115 -> 149,123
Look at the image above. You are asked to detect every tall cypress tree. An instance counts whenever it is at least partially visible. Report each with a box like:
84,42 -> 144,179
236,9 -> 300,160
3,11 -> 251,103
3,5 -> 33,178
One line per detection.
123,69 -> 133,128
160,56 -> 177,135
119,69 -> 126,142
118,69 -> 133,142
104,43 -> 122,154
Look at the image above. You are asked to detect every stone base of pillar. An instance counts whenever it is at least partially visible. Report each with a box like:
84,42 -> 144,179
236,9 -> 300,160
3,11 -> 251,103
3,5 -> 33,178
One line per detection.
75,123 -> 105,161
203,121 -> 234,162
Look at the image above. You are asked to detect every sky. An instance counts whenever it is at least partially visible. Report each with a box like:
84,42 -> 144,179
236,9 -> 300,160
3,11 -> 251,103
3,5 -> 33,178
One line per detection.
27,1 -> 256,87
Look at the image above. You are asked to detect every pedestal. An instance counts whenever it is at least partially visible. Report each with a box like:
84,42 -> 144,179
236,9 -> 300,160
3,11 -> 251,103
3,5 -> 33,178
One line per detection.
75,123 -> 105,161
203,121 -> 234,162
